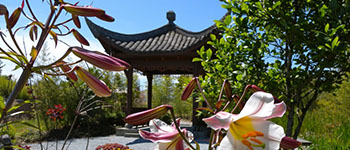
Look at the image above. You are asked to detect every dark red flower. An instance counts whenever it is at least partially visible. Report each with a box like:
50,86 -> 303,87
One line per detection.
95,143 -> 129,150
46,104 -> 66,121
18,145 -> 31,150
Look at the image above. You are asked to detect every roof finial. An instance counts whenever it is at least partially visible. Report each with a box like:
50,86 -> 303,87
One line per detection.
167,11 -> 176,24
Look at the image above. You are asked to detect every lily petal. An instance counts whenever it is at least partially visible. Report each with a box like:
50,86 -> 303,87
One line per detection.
150,119 -> 175,133
157,140 -> 184,150
124,105 -> 172,125
262,102 -> 286,120
217,133 -> 245,150
237,91 -> 285,120
72,47 -> 130,71
139,129 -> 179,143
250,120 -> 285,150
75,66 -> 111,97
140,119 -> 193,150
218,119 -> 285,150
203,111 -> 234,130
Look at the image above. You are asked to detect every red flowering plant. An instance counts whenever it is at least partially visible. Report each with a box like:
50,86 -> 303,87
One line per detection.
17,145 -> 31,150
0,0 -> 129,149
95,143 -> 131,150
46,104 -> 66,122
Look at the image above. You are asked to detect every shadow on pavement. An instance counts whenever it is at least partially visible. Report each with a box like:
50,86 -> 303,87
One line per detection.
126,138 -> 152,145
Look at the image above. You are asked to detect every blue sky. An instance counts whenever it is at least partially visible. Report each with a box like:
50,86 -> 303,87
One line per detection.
0,0 -> 226,81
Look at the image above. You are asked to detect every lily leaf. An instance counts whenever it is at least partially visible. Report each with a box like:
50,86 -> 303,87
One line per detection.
49,30 -> 58,47
7,100 -> 39,113
0,121 -> 38,129
30,46 -> 38,62
0,96 -> 4,110
0,56 -> 23,67
195,141 -> 201,150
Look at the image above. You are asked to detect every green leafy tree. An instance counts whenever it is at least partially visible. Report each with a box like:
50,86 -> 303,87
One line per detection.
197,0 -> 350,139
152,75 -> 192,119
152,75 -> 175,106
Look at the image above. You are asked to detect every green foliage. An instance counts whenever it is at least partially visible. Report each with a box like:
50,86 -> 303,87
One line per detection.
196,0 -> 350,138
0,75 -> 30,100
152,75 -> 193,119
32,67 -> 132,132
298,78 -> 350,149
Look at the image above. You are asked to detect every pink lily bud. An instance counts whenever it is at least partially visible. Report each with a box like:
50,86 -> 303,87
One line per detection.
8,7 -> 21,29
181,78 -> 197,100
97,14 -> 115,22
280,136 -> 302,149
75,66 -> 111,97
56,61 -> 78,81
72,14 -> 81,28
62,65 -> 78,81
247,84 -> 265,92
124,105 -> 173,125
223,79 -> 232,100
29,25 -> 38,41
71,47 -> 130,71
62,4 -> 105,17
0,4 -> 8,15
71,29 -> 89,46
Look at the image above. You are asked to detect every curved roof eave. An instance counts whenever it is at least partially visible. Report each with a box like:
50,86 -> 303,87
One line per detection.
85,11 -> 229,54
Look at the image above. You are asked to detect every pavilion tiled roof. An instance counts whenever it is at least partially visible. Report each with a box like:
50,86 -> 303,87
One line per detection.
86,11 -> 227,55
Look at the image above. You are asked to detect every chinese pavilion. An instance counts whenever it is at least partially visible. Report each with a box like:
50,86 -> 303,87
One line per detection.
86,11 -> 226,124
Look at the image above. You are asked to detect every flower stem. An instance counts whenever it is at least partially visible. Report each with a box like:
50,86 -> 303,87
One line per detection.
170,109 -> 196,150
230,85 -> 249,113
195,78 -> 213,110
61,115 -> 78,150
55,122 -> 58,150
208,130 -> 215,150
29,78 -> 44,150
61,88 -> 84,150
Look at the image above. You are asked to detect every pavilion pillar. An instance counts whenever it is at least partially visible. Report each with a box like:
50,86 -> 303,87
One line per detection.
192,89 -> 199,127
124,68 -> 133,115
147,74 -> 153,109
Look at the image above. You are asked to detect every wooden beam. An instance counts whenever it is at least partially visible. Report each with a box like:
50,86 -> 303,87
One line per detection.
147,74 -> 153,109
125,68 -> 133,115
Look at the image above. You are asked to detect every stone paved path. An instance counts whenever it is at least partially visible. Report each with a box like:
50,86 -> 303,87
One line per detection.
28,135 -> 209,150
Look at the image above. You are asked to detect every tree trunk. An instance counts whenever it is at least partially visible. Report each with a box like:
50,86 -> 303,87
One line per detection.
293,112 -> 306,139
293,90 -> 319,138
286,102 -> 295,137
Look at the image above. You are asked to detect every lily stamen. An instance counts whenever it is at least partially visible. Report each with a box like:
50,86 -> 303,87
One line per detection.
241,139 -> 254,150
250,138 -> 263,145
241,131 -> 265,149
